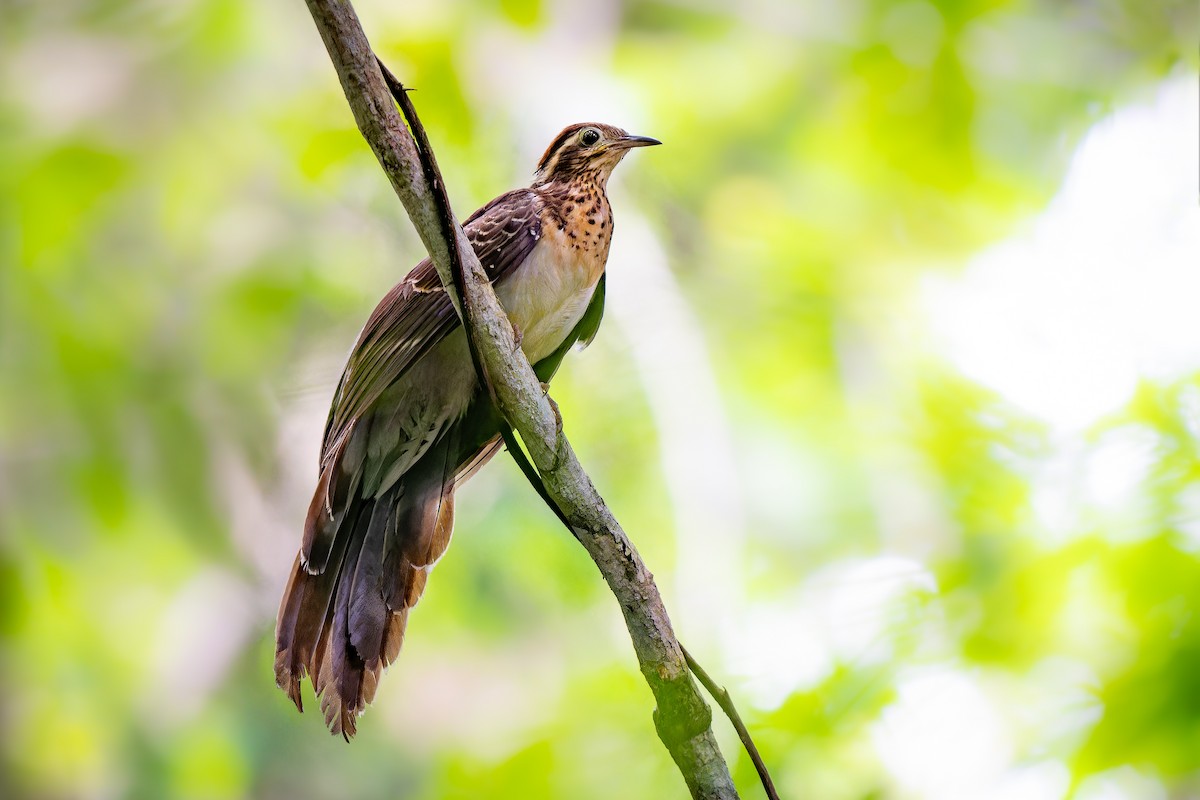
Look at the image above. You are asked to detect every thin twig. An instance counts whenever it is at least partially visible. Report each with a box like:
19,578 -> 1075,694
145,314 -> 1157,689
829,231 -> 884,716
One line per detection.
683,647 -> 782,800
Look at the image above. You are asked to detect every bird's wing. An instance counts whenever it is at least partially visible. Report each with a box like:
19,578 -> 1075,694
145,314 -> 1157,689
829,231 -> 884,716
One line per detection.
319,189 -> 544,464
277,190 -> 548,726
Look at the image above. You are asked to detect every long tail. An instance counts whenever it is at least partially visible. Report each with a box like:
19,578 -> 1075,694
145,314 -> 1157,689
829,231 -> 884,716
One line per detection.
274,431 -> 499,739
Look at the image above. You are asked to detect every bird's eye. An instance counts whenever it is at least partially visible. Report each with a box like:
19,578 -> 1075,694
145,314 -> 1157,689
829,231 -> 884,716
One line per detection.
580,128 -> 601,146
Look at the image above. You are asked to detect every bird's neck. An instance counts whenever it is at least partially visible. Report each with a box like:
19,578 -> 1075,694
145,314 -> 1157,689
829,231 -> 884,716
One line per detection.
542,171 -> 610,207
534,165 -> 612,193
539,173 -> 612,233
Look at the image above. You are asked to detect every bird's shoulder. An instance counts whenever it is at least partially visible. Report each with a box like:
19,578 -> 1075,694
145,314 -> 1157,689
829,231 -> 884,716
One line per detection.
399,188 -> 547,293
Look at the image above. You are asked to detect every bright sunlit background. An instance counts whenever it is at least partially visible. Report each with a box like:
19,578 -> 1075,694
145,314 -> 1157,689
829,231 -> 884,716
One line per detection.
1,1 -> 1198,798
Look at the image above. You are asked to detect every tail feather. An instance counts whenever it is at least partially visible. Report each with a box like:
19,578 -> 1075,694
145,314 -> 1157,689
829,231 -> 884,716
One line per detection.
380,609 -> 408,666
274,516 -> 354,712
347,490 -> 393,671
455,436 -> 502,488
322,500 -> 373,739
380,479 -> 443,610
274,435 -> 467,738
300,462 -> 335,572
302,435 -> 363,575
273,557 -> 308,710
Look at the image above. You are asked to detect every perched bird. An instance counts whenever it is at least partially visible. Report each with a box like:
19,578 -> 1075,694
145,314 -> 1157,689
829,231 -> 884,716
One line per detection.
274,122 -> 660,737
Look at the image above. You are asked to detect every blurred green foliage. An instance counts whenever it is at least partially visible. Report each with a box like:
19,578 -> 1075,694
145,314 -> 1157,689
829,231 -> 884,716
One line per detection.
1,0 -> 1197,798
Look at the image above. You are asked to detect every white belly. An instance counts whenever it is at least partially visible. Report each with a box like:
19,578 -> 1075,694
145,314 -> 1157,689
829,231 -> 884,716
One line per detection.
494,237 -> 602,365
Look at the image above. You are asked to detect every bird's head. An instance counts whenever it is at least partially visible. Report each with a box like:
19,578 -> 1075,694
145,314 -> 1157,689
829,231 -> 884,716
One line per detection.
532,123 -> 660,188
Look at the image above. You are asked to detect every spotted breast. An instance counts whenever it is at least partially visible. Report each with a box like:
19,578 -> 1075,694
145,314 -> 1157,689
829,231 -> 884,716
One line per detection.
494,181 -> 612,364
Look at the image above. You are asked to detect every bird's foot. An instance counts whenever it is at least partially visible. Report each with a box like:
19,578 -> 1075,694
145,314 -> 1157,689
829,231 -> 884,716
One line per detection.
510,321 -> 523,348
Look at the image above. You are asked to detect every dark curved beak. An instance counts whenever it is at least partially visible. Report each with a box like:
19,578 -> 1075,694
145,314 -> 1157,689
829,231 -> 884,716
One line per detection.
620,134 -> 662,148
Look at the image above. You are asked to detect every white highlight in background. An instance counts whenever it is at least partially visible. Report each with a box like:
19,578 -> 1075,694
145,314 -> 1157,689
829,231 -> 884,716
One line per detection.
924,76 -> 1200,434
731,555 -> 937,707
873,667 -> 1075,800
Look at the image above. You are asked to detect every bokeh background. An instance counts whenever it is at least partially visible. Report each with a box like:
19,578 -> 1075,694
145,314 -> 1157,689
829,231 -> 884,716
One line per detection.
2,0 -> 1198,798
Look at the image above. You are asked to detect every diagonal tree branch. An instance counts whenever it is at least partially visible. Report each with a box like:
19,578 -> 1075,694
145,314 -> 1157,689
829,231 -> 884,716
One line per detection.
302,1 -> 738,797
